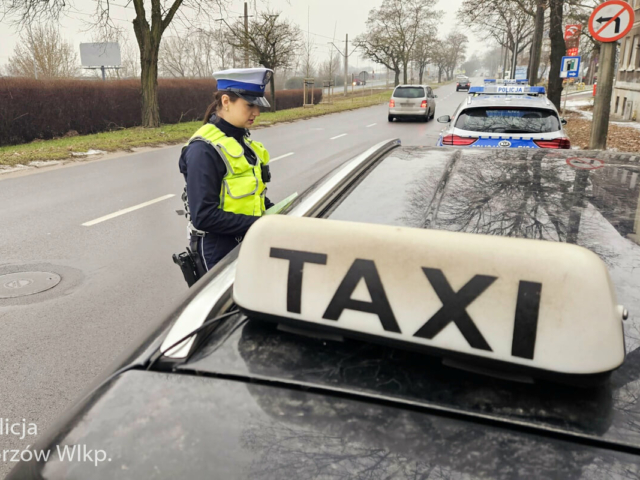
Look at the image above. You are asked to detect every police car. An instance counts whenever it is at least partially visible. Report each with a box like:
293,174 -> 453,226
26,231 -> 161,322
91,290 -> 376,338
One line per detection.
8,142 -> 640,479
437,80 -> 571,149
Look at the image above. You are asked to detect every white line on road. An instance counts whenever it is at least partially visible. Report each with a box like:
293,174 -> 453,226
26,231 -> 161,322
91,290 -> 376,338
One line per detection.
330,133 -> 347,140
366,123 -> 377,127
82,194 -> 176,227
270,152 -> 294,162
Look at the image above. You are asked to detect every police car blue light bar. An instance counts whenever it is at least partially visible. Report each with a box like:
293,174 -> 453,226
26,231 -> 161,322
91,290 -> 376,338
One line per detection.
469,85 -> 546,95
234,216 -> 626,384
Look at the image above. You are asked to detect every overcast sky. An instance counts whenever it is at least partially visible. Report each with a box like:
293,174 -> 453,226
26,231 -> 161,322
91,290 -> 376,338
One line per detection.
0,0 -> 487,71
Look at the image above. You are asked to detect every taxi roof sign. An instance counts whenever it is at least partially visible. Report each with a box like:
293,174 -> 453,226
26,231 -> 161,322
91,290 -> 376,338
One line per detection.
234,216 -> 626,384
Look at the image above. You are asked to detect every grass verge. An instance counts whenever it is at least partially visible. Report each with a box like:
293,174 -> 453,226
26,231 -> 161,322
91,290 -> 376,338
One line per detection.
0,89 -> 395,167
564,110 -> 640,152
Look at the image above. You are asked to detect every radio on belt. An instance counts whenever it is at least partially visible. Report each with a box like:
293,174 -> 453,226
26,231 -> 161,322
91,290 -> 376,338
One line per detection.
233,216 -> 627,385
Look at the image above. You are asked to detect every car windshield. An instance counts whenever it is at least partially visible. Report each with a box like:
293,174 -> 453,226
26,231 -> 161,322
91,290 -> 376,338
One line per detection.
455,107 -> 561,133
393,87 -> 425,98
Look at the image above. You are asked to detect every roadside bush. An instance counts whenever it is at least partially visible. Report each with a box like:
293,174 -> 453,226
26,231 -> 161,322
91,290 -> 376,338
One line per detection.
0,79 -> 324,146
263,88 -> 322,111
0,78 -> 216,146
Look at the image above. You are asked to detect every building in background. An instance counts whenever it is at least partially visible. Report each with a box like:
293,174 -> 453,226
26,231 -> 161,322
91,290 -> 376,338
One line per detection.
612,0 -> 640,121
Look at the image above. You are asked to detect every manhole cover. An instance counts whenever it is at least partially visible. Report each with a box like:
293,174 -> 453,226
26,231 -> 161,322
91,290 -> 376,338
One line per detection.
0,272 -> 61,299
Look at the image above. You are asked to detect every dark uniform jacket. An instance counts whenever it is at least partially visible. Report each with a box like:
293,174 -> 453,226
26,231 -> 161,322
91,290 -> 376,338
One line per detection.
178,116 -> 273,269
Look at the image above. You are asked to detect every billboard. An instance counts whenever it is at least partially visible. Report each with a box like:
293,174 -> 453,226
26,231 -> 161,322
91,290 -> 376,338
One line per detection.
80,43 -> 121,67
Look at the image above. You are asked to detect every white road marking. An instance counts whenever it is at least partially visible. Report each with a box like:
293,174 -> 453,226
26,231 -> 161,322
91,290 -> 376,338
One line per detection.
82,194 -> 176,227
330,133 -> 347,140
270,152 -> 294,162
366,123 -> 377,127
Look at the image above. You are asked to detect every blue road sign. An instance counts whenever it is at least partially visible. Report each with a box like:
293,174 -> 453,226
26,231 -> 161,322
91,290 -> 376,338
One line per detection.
561,56 -> 581,78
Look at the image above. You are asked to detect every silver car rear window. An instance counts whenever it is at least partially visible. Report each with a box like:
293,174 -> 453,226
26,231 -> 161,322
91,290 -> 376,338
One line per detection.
393,87 -> 425,98
455,107 -> 561,133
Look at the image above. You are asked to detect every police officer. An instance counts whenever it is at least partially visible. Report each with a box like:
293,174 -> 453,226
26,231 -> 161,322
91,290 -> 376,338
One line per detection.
178,68 -> 274,273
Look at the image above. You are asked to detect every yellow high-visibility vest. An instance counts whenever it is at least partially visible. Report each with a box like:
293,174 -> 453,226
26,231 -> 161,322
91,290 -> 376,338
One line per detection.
184,123 -> 270,217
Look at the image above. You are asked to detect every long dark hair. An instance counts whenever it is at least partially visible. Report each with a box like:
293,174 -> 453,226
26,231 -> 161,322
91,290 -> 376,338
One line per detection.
202,90 -> 241,124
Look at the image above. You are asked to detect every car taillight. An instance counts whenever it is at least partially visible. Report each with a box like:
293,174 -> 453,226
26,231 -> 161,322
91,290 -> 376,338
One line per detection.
457,83 -> 460,86
389,99 -> 395,107
420,100 -> 427,108
533,138 -> 571,149
442,135 -> 478,146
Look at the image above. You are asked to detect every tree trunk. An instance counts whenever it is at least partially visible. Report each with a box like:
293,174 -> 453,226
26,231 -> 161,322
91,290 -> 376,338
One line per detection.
394,69 -> 400,86
438,67 -> 442,83
528,3 -> 545,85
140,43 -> 160,127
547,0 -> 565,110
418,65 -> 424,84
403,61 -> 408,84
269,75 -> 276,113
133,13 -> 161,128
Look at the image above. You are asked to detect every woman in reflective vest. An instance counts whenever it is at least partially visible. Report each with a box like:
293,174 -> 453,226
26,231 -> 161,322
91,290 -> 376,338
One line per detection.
178,68 -> 274,270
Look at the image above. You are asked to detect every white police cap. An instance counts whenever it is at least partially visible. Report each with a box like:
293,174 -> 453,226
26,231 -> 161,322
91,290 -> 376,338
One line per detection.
213,68 -> 273,108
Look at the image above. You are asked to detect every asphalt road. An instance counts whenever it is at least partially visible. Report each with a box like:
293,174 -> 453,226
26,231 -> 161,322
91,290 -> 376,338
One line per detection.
0,79 -> 465,478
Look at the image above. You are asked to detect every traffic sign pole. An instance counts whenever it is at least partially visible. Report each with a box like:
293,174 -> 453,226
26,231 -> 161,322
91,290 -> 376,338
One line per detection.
589,42 -> 616,150
587,0 -> 635,150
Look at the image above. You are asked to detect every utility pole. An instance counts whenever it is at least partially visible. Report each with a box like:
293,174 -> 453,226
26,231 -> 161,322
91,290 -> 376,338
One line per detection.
330,34 -> 356,96
244,2 -> 249,68
511,38 -> 519,79
589,42 -> 616,149
344,34 -> 348,96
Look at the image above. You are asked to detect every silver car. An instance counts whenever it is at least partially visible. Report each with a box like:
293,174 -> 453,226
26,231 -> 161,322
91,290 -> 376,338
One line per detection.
388,85 -> 437,122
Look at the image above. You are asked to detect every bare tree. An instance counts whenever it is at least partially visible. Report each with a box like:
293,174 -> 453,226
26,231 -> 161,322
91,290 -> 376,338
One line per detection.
209,26 -> 237,71
318,49 -> 341,85
298,40 -> 316,78
355,25 -> 403,86
159,26 -> 231,78
547,0 -> 566,110
412,33 -> 437,84
445,32 -> 468,80
459,0 -> 535,78
430,38 -> 449,83
355,0 -> 442,85
227,11 -> 303,112
159,35 -> 194,77
7,24 -> 78,78
0,0 -> 231,127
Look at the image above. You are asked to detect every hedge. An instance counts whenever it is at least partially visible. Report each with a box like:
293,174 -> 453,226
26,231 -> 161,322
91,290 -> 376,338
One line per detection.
265,88 -> 322,111
0,78 -> 322,146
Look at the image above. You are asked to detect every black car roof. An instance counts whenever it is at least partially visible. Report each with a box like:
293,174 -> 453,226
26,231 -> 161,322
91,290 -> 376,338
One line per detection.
179,146 -> 640,453
21,369 -> 640,480
10,145 -> 640,479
